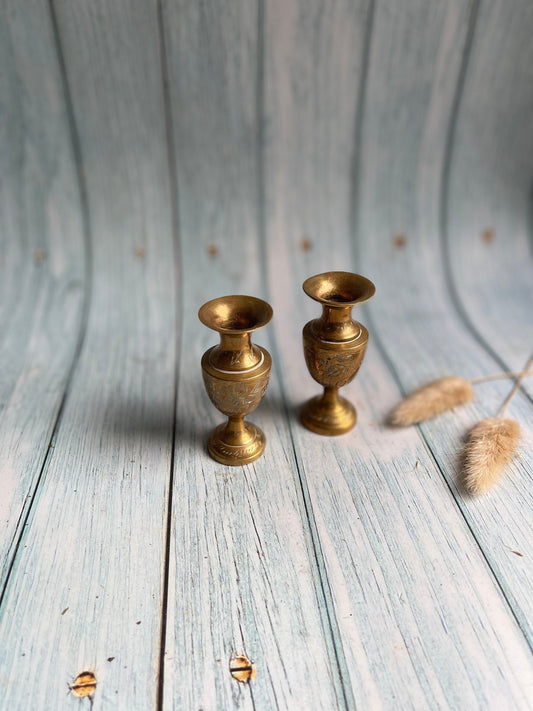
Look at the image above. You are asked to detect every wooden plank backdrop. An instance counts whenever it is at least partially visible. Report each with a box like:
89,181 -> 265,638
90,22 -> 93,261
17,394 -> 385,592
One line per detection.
0,0 -> 175,707
0,1 -> 532,709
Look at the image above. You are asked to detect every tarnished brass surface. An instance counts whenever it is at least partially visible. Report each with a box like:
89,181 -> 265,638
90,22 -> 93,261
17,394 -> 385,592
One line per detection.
199,295 -> 273,465
301,271 -> 375,436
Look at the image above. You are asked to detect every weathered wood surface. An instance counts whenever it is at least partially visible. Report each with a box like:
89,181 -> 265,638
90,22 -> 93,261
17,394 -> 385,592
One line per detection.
0,0 -> 86,591
263,1 -> 533,707
0,1 -> 175,708
356,0 -> 533,653
445,0 -> 533,400
161,3 -> 345,709
0,1 -> 532,709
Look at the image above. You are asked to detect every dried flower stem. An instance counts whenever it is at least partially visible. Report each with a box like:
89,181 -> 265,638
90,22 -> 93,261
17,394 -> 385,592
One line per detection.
498,355 -> 533,417
390,357 -> 533,428
462,353 -> 532,495
469,368 -> 532,384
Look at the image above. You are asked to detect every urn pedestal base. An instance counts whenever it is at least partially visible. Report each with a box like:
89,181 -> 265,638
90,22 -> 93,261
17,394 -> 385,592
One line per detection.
207,418 -> 266,465
301,389 -> 356,436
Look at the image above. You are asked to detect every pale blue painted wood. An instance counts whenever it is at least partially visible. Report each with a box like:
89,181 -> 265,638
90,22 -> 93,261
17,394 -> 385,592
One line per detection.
355,0 -> 533,659
0,1 -> 176,708
0,0 -> 532,709
445,0 -> 533,399
262,0 -> 533,708
0,0 -> 86,589
161,2 -> 346,708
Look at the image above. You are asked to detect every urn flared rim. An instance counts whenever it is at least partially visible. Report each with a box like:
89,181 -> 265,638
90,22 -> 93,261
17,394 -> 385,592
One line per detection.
302,271 -> 375,307
198,295 -> 273,334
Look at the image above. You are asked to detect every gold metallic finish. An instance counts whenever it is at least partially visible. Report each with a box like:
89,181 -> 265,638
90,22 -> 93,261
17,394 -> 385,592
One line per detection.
301,271 -> 375,436
199,295 -> 273,465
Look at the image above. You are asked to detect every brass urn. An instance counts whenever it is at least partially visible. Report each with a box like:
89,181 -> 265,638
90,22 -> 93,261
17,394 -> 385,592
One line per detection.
198,295 -> 273,465
301,271 -> 375,435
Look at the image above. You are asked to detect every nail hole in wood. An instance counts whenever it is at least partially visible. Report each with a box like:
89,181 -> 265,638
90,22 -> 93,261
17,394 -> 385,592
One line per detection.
70,671 -> 97,698
300,238 -> 312,252
207,243 -> 219,257
135,245 -> 146,258
482,228 -> 494,244
229,654 -> 256,683
33,248 -> 47,264
393,234 -> 406,248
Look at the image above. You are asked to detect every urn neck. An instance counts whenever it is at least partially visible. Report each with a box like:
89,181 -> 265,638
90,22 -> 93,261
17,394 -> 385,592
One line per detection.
209,331 -> 262,371
315,305 -> 361,342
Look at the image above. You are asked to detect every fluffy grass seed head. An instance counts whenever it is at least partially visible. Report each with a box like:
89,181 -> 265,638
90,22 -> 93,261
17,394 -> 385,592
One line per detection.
463,417 -> 521,495
390,376 -> 474,426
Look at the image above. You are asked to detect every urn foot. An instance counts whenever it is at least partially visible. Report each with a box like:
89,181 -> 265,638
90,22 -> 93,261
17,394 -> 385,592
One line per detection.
207,418 -> 266,465
301,391 -> 356,436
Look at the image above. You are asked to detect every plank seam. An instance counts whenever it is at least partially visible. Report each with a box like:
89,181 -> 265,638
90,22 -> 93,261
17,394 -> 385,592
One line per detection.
256,1 -> 372,707
529,176 -> 533,255
0,0 -> 94,608
236,608 -> 257,710
439,0 -> 533,407
350,0 -> 376,258
155,2 -> 183,709
350,0 -> 533,655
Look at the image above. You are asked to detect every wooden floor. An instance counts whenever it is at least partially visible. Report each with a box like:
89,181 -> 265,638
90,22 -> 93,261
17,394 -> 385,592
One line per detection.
1,1 -> 533,709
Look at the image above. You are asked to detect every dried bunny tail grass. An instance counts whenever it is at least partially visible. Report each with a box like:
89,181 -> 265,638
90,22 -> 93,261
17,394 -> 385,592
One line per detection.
390,376 -> 474,426
463,418 -> 521,495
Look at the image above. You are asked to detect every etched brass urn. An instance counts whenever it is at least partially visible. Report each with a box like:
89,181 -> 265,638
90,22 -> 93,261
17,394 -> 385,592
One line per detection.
199,295 -> 273,465
301,272 -> 375,435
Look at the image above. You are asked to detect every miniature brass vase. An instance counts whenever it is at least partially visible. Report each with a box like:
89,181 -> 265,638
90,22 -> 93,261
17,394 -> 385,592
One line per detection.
199,295 -> 273,465
301,271 -> 375,435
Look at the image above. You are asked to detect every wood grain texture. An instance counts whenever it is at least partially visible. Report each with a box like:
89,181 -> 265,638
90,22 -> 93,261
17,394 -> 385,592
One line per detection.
0,0 -> 86,589
0,0 -> 532,709
355,0 -> 533,658
262,0 -> 533,707
445,0 -> 533,399
161,2 -> 346,708
0,1 -> 176,708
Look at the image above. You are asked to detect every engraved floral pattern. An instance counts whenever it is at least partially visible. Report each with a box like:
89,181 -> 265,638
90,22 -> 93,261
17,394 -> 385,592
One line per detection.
304,344 -> 365,388
203,372 -> 270,416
